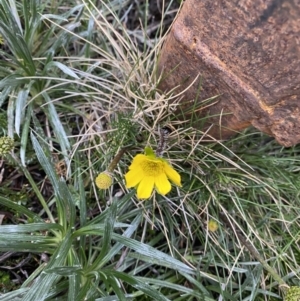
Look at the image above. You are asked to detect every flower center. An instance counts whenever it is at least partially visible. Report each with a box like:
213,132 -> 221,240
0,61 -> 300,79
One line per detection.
141,158 -> 164,176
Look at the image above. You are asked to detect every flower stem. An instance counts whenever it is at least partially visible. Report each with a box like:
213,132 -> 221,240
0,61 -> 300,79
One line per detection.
107,146 -> 130,173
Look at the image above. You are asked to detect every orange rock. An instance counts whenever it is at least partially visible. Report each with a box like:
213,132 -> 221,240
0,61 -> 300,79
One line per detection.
158,0 -> 300,146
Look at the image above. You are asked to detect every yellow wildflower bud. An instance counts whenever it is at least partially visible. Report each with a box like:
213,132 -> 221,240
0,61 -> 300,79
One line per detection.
95,171 -> 113,190
208,220 -> 218,232
0,136 -> 14,155
285,286 -> 300,301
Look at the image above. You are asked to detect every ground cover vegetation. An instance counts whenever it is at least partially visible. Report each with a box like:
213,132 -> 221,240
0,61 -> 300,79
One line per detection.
0,1 -> 300,300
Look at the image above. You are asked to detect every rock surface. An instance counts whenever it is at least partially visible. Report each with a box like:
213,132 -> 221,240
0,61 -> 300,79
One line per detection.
158,0 -> 300,146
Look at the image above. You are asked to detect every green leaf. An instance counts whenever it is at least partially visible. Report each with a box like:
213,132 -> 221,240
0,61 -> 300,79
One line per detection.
15,89 -> 29,135
76,214 -> 194,276
0,74 -> 29,90
45,266 -> 82,276
95,297 -> 132,301
94,212 -> 142,268
104,270 -> 171,301
0,196 -> 41,221
31,133 -> 76,228
98,200 -> 118,262
0,86 -> 12,107
21,231 -> 73,301
68,274 -> 79,301
20,101 -> 32,166
30,132 -> 60,192
0,223 -> 62,233
7,0 -> 22,32
45,61 -> 80,79
7,93 -> 15,137
41,93 -> 71,162
106,276 -> 127,301
0,288 -> 29,301
114,233 -> 194,275
0,20 -> 35,74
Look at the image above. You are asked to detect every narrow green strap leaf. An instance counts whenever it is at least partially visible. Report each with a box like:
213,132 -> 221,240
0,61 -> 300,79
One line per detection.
7,94 -> 15,137
31,132 -> 76,227
22,231 -> 73,301
0,223 -> 62,233
45,266 -> 82,276
31,132 -> 60,192
20,101 -> 32,166
111,232 -> 195,275
0,195 -> 41,221
15,88 -> 29,135
0,86 -> 12,107
46,61 -> 80,79
8,0 -> 22,32
142,274 -> 216,301
68,275 -> 79,301
0,288 -> 29,301
104,270 -> 171,301
98,200 -> 118,262
41,93 -> 71,163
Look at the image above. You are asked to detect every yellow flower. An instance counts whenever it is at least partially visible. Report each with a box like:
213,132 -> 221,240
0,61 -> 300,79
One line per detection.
125,147 -> 181,199
95,171 -> 113,190
208,220 -> 218,232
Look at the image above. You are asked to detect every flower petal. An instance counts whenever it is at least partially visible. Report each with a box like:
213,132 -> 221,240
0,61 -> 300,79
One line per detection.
137,176 -> 154,199
163,162 -> 182,187
154,173 -> 171,195
125,168 -> 143,188
128,154 -> 147,169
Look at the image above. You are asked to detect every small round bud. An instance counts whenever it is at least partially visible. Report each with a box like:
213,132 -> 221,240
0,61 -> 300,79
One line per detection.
95,171 -> 113,190
0,136 -> 14,155
208,220 -> 218,232
285,286 -> 300,301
